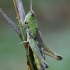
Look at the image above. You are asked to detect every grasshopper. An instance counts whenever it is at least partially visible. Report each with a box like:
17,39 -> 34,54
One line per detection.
20,0 -> 63,69
0,0 -> 63,69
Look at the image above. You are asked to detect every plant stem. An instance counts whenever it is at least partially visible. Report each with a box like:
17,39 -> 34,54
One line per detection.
13,0 -> 35,70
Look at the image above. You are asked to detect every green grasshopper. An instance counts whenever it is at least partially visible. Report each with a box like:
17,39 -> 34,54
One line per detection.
20,0 -> 63,69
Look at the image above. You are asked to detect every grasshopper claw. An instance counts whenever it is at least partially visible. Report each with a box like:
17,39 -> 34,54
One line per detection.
44,63 -> 49,68
19,41 -> 29,45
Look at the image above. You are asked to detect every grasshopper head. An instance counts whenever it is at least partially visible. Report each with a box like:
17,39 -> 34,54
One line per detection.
24,11 -> 36,24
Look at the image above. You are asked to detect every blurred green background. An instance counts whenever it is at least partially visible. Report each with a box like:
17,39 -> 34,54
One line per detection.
0,0 -> 70,70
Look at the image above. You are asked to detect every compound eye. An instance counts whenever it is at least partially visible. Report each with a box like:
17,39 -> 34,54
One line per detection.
31,11 -> 35,17
25,21 -> 28,24
31,13 -> 35,17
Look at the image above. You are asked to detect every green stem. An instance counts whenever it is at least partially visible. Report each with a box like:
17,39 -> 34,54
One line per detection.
19,20 -> 34,70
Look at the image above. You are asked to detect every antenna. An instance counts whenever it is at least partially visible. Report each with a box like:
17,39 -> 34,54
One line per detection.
29,0 -> 33,11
